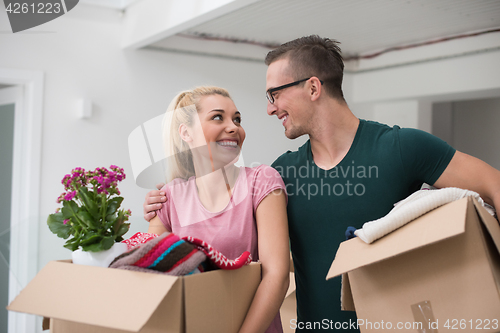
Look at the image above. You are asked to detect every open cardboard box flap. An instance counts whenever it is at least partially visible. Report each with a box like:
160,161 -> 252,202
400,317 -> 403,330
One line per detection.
285,272 -> 295,299
328,197 -> 472,279
182,262 -> 261,333
326,196 -> 500,311
473,196 -> 500,253
7,260 -> 181,332
9,260 -> 263,333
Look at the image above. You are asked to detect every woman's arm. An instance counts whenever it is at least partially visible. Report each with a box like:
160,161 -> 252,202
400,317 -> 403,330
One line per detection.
238,189 -> 290,333
147,215 -> 169,235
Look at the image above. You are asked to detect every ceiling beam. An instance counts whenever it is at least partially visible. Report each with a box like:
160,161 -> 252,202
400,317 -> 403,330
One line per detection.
121,0 -> 262,49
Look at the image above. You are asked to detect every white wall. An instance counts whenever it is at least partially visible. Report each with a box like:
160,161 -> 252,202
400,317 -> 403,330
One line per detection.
350,49 -> 500,105
0,4 -> 307,275
432,102 -> 454,145
345,31 -> 500,132
446,97 -> 500,170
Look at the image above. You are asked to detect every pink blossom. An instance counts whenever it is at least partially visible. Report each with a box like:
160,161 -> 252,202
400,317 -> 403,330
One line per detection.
62,174 -> 71,185
64,191 -> 76,201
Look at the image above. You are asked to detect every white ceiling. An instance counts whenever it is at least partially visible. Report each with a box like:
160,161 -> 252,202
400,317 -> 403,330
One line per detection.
178,0 -> 500,56
80,0 -> 140,9
114,0 -> 500,63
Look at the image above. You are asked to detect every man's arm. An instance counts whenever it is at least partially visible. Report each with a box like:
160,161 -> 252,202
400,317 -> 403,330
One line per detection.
433,151 -> 500,211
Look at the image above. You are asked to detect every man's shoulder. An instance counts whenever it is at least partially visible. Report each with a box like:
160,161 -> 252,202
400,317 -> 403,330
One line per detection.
272,150 -> 298,167
361,118 -> 440,139
361,119 -> 398,134
361,119 -> 443,147
271,140 -> 310,168
356,119 -> 404,147
243,164 -> 280,178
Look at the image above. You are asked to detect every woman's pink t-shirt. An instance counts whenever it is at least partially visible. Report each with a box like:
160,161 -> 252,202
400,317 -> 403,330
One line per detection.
157,164 -> 286,333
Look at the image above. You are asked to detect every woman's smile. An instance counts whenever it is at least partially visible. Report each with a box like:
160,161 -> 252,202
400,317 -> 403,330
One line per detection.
216,139 -> 239,148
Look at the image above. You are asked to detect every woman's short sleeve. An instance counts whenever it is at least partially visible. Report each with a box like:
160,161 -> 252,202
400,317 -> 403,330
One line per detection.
251,165 -> 287,211
156,184 -> 173,232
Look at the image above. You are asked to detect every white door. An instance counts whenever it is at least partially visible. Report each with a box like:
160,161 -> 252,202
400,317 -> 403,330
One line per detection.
0,86 -> 19,333
0,69 -> 43,333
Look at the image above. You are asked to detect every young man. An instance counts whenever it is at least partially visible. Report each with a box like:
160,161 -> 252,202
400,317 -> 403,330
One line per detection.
143,36 -> 500,331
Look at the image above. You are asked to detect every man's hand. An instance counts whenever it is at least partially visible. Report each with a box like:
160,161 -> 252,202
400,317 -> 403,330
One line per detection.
143,183 -> 166,222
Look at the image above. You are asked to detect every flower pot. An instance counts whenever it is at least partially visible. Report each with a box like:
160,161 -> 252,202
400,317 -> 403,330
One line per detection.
71,242 -> 128,267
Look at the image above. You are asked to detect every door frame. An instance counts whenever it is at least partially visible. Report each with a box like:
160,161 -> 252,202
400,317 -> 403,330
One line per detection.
0,68 -> 43,333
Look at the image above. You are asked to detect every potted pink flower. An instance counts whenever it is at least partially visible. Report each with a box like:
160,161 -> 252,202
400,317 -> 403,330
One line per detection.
47,165 -> 131,266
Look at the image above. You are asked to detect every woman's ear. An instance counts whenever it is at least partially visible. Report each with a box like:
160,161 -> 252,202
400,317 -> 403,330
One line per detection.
179,124 -> 192,143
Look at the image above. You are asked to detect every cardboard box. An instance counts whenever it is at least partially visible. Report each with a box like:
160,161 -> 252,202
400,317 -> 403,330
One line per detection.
280,253 -> 297,333
327,197 -> 500,332
7,260 -> 261,332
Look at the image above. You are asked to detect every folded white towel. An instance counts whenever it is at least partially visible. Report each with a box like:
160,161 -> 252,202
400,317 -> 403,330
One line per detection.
354,187 -> 495,244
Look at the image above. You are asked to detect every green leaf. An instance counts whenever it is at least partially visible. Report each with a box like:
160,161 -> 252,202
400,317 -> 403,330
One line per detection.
79,233 -> 102,247
104,214 -> 117,230
47,213 -> 72,239
61,200 -> 79,219
113,209 -> 131,233
73,224 -> 82,234
103,224 -> 113,234
106,197 -> 124,216
81,242 -> 103,252
115,223 -> 130,239
101,236 -> 115,251
77,210 -> 99,229
64,242 -> 79,252
82,236 -> 114,252
78,187 -> 100,220
63,236 -> 81,251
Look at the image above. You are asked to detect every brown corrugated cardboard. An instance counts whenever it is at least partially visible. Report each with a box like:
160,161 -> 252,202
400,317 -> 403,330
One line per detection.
327,197 -> 500,332
8,260 -> 261,333
183,263 -> 261,333
280,253 -> 297,332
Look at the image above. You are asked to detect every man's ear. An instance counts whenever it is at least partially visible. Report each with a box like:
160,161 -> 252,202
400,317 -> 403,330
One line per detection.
309,76 -> 322,102
179,124 -> 192,143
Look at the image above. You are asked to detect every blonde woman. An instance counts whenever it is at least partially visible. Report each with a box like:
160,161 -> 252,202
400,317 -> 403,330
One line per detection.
147,86 -> 289,333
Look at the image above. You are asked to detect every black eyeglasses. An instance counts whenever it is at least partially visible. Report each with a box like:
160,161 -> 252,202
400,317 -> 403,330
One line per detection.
266,77 -> 323,104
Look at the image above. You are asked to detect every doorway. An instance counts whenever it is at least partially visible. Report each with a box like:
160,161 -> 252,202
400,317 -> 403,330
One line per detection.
0,85 -> 25,333
0,68 -> 43,333
0,87 -> 16,333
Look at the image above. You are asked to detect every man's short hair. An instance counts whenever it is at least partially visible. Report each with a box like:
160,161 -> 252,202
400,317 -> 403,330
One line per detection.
265,35 -> 345,102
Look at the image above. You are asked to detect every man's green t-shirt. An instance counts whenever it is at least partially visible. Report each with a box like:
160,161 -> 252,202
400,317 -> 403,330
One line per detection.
272,119 -> 456,332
